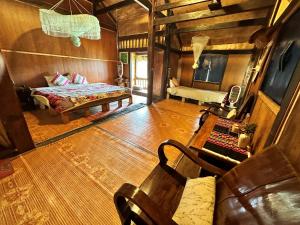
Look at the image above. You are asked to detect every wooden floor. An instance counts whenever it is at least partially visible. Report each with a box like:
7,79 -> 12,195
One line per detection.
1,99 -> 204,225
98,99 -> 204,163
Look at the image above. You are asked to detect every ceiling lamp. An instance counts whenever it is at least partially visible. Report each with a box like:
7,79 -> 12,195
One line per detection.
39,0 -> 101,47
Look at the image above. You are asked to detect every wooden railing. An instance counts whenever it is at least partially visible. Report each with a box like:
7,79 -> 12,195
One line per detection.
118,32 -> 165,50
134,77 -> 148,89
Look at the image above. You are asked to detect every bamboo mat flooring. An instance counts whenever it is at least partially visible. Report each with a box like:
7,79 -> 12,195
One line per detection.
0,127 -> 157,225
98,99 -> 205,163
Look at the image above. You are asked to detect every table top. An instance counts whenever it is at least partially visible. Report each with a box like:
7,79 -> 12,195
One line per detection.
190,115 -> 250,164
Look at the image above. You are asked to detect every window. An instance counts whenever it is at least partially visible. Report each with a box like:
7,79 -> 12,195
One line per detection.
194,54 -> 228,83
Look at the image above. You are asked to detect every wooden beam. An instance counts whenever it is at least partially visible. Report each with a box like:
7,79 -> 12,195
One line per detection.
95,0 -> 135,15
147,0 -> 155,105
161,10 -> 172,98
175,18 -> 266,33
155,0 -> 209,12
154,0 -> 275,25
135,0 -> 152,10
97,3 -> 117,24
181,49 -> 254,54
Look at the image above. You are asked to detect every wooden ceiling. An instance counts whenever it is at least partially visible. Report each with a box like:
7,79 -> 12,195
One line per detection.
18,0 -> 276,48
94,0 -> 276,48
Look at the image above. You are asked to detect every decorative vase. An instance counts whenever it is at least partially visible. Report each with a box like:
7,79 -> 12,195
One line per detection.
238,133 -> 251,149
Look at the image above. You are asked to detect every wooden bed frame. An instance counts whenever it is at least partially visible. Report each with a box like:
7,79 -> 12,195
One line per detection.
32,93 -> 132,123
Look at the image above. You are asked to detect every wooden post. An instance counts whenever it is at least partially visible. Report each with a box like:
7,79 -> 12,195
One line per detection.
0,53 -> 34,153
161,10 -> 172,98
147,0 -> 155,105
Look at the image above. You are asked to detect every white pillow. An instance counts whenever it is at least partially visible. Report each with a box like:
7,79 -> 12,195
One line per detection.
169,79 -> 176,88
173,176 -> 216,225
172,77 -> 179,87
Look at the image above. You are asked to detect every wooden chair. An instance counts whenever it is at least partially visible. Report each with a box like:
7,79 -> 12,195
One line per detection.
203,93 -> 255,121
195,93 -> 255,133
114,140 -> 300,225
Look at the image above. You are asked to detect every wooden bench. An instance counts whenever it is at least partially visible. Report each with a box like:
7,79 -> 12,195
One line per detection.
114,141 -> 300,225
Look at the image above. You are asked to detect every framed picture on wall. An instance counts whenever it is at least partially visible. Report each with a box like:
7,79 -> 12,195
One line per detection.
119,52 -> 128,64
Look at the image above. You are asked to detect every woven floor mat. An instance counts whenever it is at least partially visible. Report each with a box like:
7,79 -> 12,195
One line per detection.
0,127 -> 158,225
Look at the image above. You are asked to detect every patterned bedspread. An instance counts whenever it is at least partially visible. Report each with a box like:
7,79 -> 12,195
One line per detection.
32,83 -> 131,112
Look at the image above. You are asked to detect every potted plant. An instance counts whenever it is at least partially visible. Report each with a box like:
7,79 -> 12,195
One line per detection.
238,123 -> 257,149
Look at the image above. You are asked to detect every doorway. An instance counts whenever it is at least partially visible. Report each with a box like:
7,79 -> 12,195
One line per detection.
130,52 -> 148,96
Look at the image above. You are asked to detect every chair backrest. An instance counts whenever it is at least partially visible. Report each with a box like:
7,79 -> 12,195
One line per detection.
236,93 -> 255,119
214,144 -> 300,225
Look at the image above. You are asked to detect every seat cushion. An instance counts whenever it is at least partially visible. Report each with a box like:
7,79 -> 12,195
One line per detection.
173,176 -> 216,225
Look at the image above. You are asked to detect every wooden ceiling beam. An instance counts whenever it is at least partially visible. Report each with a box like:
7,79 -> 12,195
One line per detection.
154,0 -> 275,25
175,18 -> 266,33
95,0 -> 135,15
155,0 -> 209,12
134,0 -> 152,10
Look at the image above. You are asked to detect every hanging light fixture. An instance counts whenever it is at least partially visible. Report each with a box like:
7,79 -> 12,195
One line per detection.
39,0 -> 101,47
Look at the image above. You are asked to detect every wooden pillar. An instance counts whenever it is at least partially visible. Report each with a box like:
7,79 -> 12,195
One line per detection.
0,53 -> 34,153
160,10 -> 172,98
147,0 -> 155,105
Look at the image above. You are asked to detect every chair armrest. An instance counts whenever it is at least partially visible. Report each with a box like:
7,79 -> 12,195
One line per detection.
158,140 -> 226,176
114,183 -> 177,225
207,105 -> 230,112
200,109 -> 228,120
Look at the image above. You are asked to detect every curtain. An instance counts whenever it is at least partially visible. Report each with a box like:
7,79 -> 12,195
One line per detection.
191,36 -> 210,69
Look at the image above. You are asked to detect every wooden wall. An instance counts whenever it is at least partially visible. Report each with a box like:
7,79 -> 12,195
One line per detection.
249,91 -> 280,153
220,54 -> 251,91
178,53 -> 251,92
0,0 -> 118,87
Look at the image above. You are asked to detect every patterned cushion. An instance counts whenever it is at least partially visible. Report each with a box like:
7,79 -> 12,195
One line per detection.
173,176 -> 216,225
71,73 -> 88,84
51,73 -> 70,86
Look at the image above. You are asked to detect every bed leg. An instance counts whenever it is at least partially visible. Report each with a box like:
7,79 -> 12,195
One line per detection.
198,101 -> 202,106
118,100 -> 123,108
61,113 -> 69,123
84,108 -> 91,116
128,96 -> 133,105
181,97 -> 185,103
102,103 -> 110,112
167,93 -> 170,99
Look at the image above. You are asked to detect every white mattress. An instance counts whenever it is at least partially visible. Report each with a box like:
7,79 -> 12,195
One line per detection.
167,86 -> 227,103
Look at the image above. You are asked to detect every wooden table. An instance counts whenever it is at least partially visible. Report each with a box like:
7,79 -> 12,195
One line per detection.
190,115 -> 250,170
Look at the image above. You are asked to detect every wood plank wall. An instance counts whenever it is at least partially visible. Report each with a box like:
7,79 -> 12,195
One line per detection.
179,53 -> 251,92
249,91 -> 280,153
0,0 -> 118,87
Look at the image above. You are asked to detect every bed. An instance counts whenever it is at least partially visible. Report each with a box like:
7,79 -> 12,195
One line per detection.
32,83 -> 132,123
167,86 -> 227,105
